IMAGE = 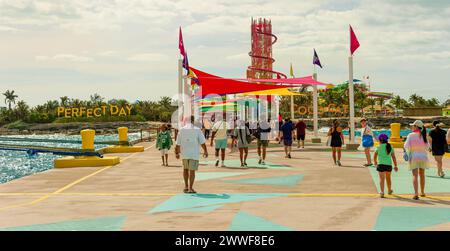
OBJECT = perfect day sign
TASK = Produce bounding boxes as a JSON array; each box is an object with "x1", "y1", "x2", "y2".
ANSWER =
[{"x1": 57, "y1": 105, "x2": 133, "y2": 118}]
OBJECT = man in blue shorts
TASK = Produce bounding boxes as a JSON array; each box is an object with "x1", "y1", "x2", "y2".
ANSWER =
[{"x1": 280, "y1": 118, "x2": 295, "y2": 158}]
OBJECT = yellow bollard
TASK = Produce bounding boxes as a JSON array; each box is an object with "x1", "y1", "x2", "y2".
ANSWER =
[
  {"x1": 118, "y1": 127, "x2": 128, "y2": 142},
  {"x1": 54, "y1": 129, "x2": 120, "y2": 168},
  {"x1": 388, "y1": 122, "x2": 404, "y2": 148},
  {"x1": 103, "y1": 127, "x2": 144, "y2": 153},
  {"x1": 81, "y1": 129, "x2": 95, "y2": 150},
  {"x1": 390, "y1": 123, "x2": 401, "y2": 142}
]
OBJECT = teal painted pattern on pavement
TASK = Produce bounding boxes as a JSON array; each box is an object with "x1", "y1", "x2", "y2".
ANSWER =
[
  {"x1": 226, "y1": 174, "x2": 304, "y2": 187},
  {"x1": 229, "y1": 211, "x2": 293, "y2": 231},
  {"x1": 374, "y1": 206, "x2": 450, "y2": 231},
  {"x1": 1, "y1": 216, "x2": 126, "y2": 231}
]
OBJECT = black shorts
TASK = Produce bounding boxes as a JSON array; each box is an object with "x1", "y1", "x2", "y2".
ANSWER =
[
  {"x1": 297, "y1": 134, "x2": 305, "y2": 141},
  {"x1": 377, "y1": 164, "x2": 392, "y2": 172}
]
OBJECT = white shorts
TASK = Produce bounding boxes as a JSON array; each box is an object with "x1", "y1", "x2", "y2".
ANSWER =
[{"x1": 160, "y1": 149, "x2": 169, "y2": 155}]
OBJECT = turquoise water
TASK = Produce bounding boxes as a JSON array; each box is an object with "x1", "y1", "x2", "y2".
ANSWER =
[
  {"x1": 0, "y1": 133, "x2": 141, "y2": 184},
  {"x1": 341, "y1": 129, "x2": 445, "y2": 138},
  {"x1": 342, "y1": 129, "x2": 412, "y2": 138}
]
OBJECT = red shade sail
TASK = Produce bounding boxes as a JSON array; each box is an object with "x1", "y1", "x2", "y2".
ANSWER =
[{"x1": 190, "y1": 67, "x2": 328, "y2": 97}]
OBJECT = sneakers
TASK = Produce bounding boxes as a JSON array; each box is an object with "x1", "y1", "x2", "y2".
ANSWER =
[
  {"x1": 258, "y1": 158, "x2": 262, "y2": 164},
  {"x1": 215, "y1": 160, "x2": 219, "y2": 167},
  {"x1": 336, "y1": 160, "x2": 342, "y2": 166},
  {"x1": 221, "y1": 162, "x2": 226, "y2": 168},
  {"x1": 380, "y1": 193, "x2": 385, "y2": 198},
  {"x1": 288, "y1": 153, "x2": 292, "y2": 159},
  {"x1": 388, "y1": 190, "x2": 394, "y2": 195},
  {"x1": 261, "y1": 160, "x2": 265, "y2": 165}
]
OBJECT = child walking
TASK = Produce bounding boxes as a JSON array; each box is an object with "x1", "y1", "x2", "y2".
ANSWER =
[
  {"x1": 156, "y1": 124, "x2": 173, "y2": 166},
  {"x1": 373, "y1": 133, "x2": 398, "y2": 198}
]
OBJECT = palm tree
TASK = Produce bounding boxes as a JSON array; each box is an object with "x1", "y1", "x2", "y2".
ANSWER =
[
  {"x1": 90, "y1": 93, "x2": 104, "y2": 106},
  {"x1": 3, "y1": 90, "x2": 18, "y2": 110},
  {"x1": 366, "y1": 98, "x2": 376, "y2": 116},
  {"x1": 15, "y1": 100, "x2": 30, "y2": 119},
  {"x1": 60, "y1": 96, "x2": 69, "y2": 107}
]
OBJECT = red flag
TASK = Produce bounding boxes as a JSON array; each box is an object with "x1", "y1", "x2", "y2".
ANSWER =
[
  {"x1": 179, "y1": 27, "x2": 186, "y2": 57},
  {"x1": 350, "y1": 25, "x2": 360, "y2": 55}
]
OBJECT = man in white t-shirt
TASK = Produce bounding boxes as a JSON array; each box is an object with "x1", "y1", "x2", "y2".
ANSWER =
[
  {"x1": 211, "y1": 114, "x2": 230, "y2": 167},
  {"x1": 175, "y1": 116, "x2": 208, "y2": 194}
]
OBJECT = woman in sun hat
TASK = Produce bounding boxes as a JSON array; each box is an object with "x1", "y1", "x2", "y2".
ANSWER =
[
  {"x1": 373, "y1": 133, "x2": 398, "y2": 198},
  {"x1": 428, "y1": 121, "x2": 447, "y2": 178},
  {"x1": 404, "y1": 120, "x2": 429, "y2": 200}
]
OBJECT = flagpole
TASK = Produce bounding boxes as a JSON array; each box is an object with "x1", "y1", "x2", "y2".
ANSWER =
[
  {"x1": 348, "y1": 55, "x2": 356, "y2": 145},
  {"x1": 312, "y1": 64, "x2": 320, "y2": 142},
  {"x1": 178, "y1": 58, "x2": 183, "y2": 126}
]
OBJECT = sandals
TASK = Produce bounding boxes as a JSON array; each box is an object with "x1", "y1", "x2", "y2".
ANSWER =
[
  {"x1": 388, "y1": 190, "x2": 394, "y2": 195},
  {"x1": 379, "y1": 193, "x2": 385, "y2": 198},
  {"x1": 188, "y1": 189, "x2": 197, "y2": 194},
  {"x1": 413, "y1": 195, "x2": 419, "y2": 200},
  {"x1": 183, "y1": 188, "x2": 189, "y2": 193},
  {"x1": 420, "y1": 193, "x2": 426, "y2": 197}
]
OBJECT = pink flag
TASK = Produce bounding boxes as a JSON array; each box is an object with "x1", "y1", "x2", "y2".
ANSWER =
[
  {"x1": 350, "y1": 25, "x2": 360, "y2": 55},
  {"x1": 179, "y1": 27, "x2": 186, "y2": 56}
]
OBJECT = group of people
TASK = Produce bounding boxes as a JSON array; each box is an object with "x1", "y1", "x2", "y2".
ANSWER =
[
  {"x1": 157, "y1": 115, "x2": 449, "y2": 199},
  {"x1": 326, "y1": 118, "x2": 449, "y2": 199}
]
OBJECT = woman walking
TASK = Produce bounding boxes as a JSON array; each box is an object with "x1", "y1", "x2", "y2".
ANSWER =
[
  {"x1": 156, "y1": 124, "x2": 173, "y2": 166},
  {"x1": 327, "y1": 119, "x2": 344, "y2": 166},
  {"x1": 360, "y1": 118, "x2": 376, "y2": 167},
  {"x1": 404, "y1": 120, "x2": 429, "y2": 200},
  {"x1": 428, "y1": 121, "x2": 447, "y2": 178},
  {"x1": 374, "y1": 133, "x2": 398, "y2": 198},
  {"x1": 233, "y1": 120, "x2": 251, "y2": 167}
]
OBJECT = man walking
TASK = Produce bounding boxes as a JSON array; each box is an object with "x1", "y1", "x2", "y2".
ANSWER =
[
  {"x1": 280, "y1": 118, "x2": 295, "y2": 158},
  {"x1": 211, "y1": 113, "x2": 229, "y2": 167},
  {"x1": 295, "y1": 119, "x2": 307, "y2": 148},
  {"x1": 256, "y1": 116, "x2": 271, "y2": 165},
  {"x1": 175, "y1": 116, "x2": 208, "y2": 194}
]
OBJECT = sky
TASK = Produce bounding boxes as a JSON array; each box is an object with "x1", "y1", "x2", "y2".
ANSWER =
[{"x1": 0, "y1": 0, "x2": 449, "y2": 106}]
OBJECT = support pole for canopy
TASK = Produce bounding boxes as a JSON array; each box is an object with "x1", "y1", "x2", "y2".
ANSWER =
[
  {"x1": 178, "y1": 59, "x2": 183, "y2": 126},
  {"x1": 290, "y1": 95, "x2": 295, "y2": 119},
  {"x1": 312, "y1": 73, "x2": 321, "y2": 143},
  {"x1": 346, "y1": 56, "x2": 359, "y2": 150}
]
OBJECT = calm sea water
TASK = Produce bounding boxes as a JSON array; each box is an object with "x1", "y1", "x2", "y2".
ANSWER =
[{"x1": 0, "y1": 133, "x2": 141, "y2": 184}]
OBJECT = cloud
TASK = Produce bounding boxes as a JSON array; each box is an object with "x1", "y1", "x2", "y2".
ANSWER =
[
  {"x1": 35, "y1": 54, "x2": 93, "y2": 62},
  {"x1": 127, "y1": 53, "x2": 169, "y2": 62}
]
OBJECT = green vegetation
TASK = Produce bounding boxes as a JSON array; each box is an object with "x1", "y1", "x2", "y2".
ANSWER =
[
  {"x1": 280, "y1": 83, "x2": 446, "y2": 118},
  {"x1": 0, "y1": 90, "x2": 177, "y2": 126}
]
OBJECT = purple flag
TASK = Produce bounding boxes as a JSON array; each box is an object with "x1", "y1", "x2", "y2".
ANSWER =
[{"x1": 313, "y1": 49, "x2": 322, "y2": 68}]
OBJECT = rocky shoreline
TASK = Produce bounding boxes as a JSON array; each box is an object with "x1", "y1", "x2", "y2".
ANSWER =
[
  {"x1": 304, "y1": 116, "x2": 450, "y2": 129},
  {"x1": 0, "y1": 116, "x2": 448, "y2": 135},
  {"x1": 0, "y1": 121, "x2": 166, "y2": 135}
]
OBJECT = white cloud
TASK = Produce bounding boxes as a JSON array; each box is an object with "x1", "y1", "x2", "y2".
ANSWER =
[
  {"x1": 127, "y1": 53, "x2": 169, "y2": 62},
  {"x1": 35, "y1": 54, "x2": 93, "y2": 62},
  {"x1": 1, "y1": 0, "x2": 450, "y2": 105}
]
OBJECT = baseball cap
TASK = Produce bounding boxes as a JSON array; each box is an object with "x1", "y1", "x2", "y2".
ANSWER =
[{"x1": 409, "y1": 120, "x2": 424, "y2": 128}]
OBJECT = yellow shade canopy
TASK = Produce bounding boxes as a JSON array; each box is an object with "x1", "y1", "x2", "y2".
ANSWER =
[{"x1": 241, "y1": 87, "x2": 306, "y2": 96}]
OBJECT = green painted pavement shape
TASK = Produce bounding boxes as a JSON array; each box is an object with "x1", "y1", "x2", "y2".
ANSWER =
[
  {"x1": 149, "y1": 193, "x2": 288, "y2": 214},
  {"x1": 229, "y1": 211, "x2": 293, "y2": 231},
  {"x1": 0, "y1": 216, "x2": 126, "y2": 231},
  {"x1": 368, "y1": 164, "x2": 450, "y2": 194},
  {"x1": 196, "y1": 172, "x2": 250, "y2": 181},
  {"x1": 374, "y1": 206, "x2": 450, "y2": 231},
  {"x1": 174, "y1": 204, "x2": 224, "y2": 213},
  {"x1": 200, "y1": 158, "x2": 292, "y2": 170},
  {"x1": 226, "y1": 174, "x2": 304, "y2": 187}
]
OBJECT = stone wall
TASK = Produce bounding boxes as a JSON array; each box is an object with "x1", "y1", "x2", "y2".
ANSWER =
[
  {"x1": 403, "y1": 107, "x2": 443, "y2": 116},
  {"x1": 302, "y1": 116, "x2": 450, "y2": 129}
]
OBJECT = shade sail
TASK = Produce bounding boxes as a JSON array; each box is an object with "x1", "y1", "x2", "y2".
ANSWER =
[
  {"x1": 241, "y1": 87, "x2": 306, "y2": 96},
  {"x1": 190, "y1": 67, "x2": 329, "y2": 97}
]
